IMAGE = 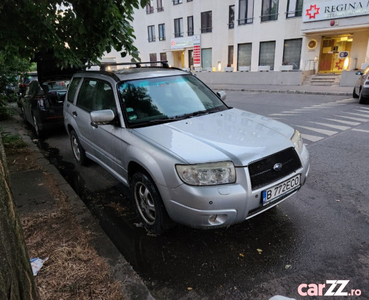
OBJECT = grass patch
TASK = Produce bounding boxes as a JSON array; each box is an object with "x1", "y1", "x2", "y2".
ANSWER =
[{"x1": 0, "y1": 127, "x2": 27, "y2": 149}]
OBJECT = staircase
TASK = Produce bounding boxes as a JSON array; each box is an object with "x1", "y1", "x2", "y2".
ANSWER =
[{"x1": 303, "y1": 74, "x2": 341, "y2": 86}]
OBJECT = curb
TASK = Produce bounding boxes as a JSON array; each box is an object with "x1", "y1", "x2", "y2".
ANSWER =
[{"x1": 7, "y1": 116, "x2": 154, "y2": 300}]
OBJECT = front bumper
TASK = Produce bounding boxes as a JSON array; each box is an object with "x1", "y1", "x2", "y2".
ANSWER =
[{"x1": 161, "y1": 146, "x2": 310, "y2": 229}]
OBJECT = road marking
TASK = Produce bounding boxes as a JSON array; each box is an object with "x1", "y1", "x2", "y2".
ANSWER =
[
  {"x1": 310, "y1": 121, "x2": 350, "y2": 131},
  {"x1": 296, "y1": 125, "x2": 338, "y2": 136},
  {"x1": 337, "y1": 98, "x2": 357, "y2": 103},
  {"x1": 268, "y1": 113, "x2": 296, "y2": 117},
  {"x1": 326, "y1": 118, "x2": 360, "y2": 126},
  {"x1": 301, "y1": 133, "x2": 324, "y2": 142},
  {"x1": 336, "y1": 115, "x2": 369, "y2": 122},
  {"x1": 347, "y1": 112, "x2": 369, "y2": 119},
  {"x1": 355, "y1": 109, "x2": 369, "y2": 113},
  {"x1": 352, "y1": 129, "x2": 369, "y2": 133}
]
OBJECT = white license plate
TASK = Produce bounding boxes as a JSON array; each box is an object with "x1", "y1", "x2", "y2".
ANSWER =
[{"x1": 262, "y1": 175, "x2": 301, "y2": 206}]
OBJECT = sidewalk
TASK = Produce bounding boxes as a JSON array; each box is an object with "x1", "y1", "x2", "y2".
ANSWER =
[
  {"x1": 206, "y1": 83, "x2": 353, "y2": 96},
  {"x1": 1, "y1": 115, "x2": 153, "y2": 300}
]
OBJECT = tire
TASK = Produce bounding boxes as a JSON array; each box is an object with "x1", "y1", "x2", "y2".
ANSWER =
[
  {"x1": 131, "y1": 171, "x2": 172, "y2": 234},
  {"x1": 353, "y1": 87, "x2": 359, "y2": 99},
  {"x1": 70, "y1": 130, "x2": 88, "y2": 166},
  {"x1": 359, "y1": 89, "x2": 369, "y2": 104},
  {"x1": 32, "y1": 114, "x2": 43, "y2": 137}
]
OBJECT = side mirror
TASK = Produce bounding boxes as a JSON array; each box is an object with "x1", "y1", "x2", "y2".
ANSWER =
[
  {"x1": 355, "y1": 71, "x2": 363, "y2": 76},
  {"x1": 90, "y1": 109, "x2": 115, "y2": 127},
  {"x1": 217, "y1": 91, "x2": 227, "y2": 101}
]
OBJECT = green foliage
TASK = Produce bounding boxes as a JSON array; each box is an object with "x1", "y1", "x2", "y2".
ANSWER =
[
  {"x1": 0, "y1": 127, "x2": 27, "y2": 149},
  {"x1": 0, "y1": 51, "x2": 31, "y2": 94},
  {"x1": 0, "y1": 0, "x2": 150, "y2": 68}
]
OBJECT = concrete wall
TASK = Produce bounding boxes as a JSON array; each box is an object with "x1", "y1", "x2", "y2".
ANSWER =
[{"x1": 196, "y1": 71, "x2": 303, "y2": 86}]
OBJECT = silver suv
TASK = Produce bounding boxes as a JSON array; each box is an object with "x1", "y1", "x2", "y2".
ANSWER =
[{"x1": 63, "y1": 62, "x2": 310, "y2": 233}]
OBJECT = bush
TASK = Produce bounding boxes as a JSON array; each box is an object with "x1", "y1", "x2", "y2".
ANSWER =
[{"x1": 0, "y1": 126, "x2": 27, "y2": 149}]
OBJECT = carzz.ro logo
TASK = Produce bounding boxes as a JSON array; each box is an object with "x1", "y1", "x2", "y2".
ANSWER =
[{"x1": 298, "y1": 280, "x2": 362, "y2": 297}]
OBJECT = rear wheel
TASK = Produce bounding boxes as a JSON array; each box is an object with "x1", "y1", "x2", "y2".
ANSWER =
[
  {"x1": 131, "y1": 171, "x2": 172, "y2": 234},
  {"x1": 70, "y1": 130, "x2": 88, "y2": 166}
]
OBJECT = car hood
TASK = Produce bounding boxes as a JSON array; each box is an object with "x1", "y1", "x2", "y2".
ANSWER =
[{"x1": 133, "y1": 108, "x2": 295, "y2": 166}]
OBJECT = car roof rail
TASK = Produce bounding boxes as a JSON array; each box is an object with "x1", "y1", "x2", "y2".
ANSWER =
[{"x1": 99, "y1": 61, "x2": 169, "y2": 71}]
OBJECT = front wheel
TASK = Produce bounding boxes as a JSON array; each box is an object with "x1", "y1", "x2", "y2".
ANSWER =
[
  {"x1": 70, "y1": 130, "x2": 88, "y2": 166},
  {"x1": 32, "y1": 114, "x2": 42, "y2": 137},
  {"x1": 359, "y1": 89, "x2": 369, "y2": 104},
  {"x1": 353, "y1": 87, "x2": 359, "y2": 99},
  {"x1": 131, "y1": 171, "x2": 172, "y2": 234}
]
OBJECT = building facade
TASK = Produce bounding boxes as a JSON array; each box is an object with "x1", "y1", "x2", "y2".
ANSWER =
[{"x1": 105, "y1": 0, "x2": 369, "y2": 74}]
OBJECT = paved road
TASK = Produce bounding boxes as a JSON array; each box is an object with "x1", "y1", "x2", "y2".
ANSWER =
[{"x1": 36, "y1": 92, "x2": 368, "y2": 300}]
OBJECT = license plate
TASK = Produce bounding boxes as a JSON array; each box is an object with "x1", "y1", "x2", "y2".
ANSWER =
[{"x1": 262, "y1": 175, "x2": 300, "y2": 206}]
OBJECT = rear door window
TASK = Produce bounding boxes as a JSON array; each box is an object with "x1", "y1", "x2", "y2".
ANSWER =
[{"x1": 67, "y1": 78, "x2": 82, "y2": 103}]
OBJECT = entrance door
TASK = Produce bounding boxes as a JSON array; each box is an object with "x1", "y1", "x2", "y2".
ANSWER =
[
  {"x1": 319, "y1": 35, "x2": 352, "y2": 74},
  {"x1": 188, "y1": 50, "x2": 194, "y2": 70}
]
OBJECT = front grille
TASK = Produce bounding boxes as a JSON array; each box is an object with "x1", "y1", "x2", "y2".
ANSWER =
[{"x1": 248, "y1": 147, "x2": 302, "y2": 190}]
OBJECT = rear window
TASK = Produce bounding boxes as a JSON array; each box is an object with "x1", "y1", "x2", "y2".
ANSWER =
[{"x1": 67, "y1": 78, "x2": 81, "y2": 103}]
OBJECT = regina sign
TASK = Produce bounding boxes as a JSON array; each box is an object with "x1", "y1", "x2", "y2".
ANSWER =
[{"x1": 303, "y1": 0, "x2": 369, "y2": 22}]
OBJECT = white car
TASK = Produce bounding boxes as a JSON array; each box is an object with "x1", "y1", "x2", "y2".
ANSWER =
[{"x1": 63, "y1": 62, "x2": 310, "y2": 233}]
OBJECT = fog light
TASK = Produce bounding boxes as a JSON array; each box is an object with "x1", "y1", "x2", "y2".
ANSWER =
[{"x1": 208, "y1": 214, "x2": 227, "y2": 225}]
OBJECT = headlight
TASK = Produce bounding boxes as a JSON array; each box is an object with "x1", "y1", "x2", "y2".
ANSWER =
[
  {"x1": 176, "y1": 161, "x2": 236, "y2": 186},
  {"x1": 291, "y1": 129, "x2": 303, "y2": 154}
]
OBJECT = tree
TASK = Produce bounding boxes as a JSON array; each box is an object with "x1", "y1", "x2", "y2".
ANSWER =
[
  {"x1": 0, "y1": 1, "x2": 149, "y2": 298},
  {"x1": 0, "y1": 139, "x2": 39, "y2": 300},
  {"x1": 0, "y1": 0, "x2": 150, "y2": 67}
]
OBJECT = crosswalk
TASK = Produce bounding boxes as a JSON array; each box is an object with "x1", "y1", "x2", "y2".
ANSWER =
[{"x1": 268, "y1": 98, "x2": 369, "y2": 144}]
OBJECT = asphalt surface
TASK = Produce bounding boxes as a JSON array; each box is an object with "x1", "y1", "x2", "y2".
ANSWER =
[{"x1": 1, "y1": 83, "x2": 357, "y2": 300}]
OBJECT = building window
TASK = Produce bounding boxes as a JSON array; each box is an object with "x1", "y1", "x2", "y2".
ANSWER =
[
  {"x1": 173, "y1": 0, "x2": 183, "y2": 5},
  {"x1": 259, "y1": 41, "x2": 275, "y2": 70},
  {"x1": 160, "y1": 52, "x2": 167, "y2": 62},
  {"x1": 149, "y1": 53, "x2": 157, "y2": 66},
  {"x1": 148, "y1": 25, "x2": 155, "y2": 42},
  {"x1": 238, "y1": 0, "x2": 254, "y2": 25},
  {"x1": 187, "y1": 0, "x2": 193, "y2": 2},
  {"x1": 146, "y1": 0, "x2": 154, "y2": 14},
  {"x1": 237, "y1": 43, "x2": 252, "y2": 69},
  {"x1": 229, "y1": 5, "x2": 235, "y2": 29},
  {"x1": 157, "y1": 0, "x2": 164, "y2": 12},
  {"x1": 201, "y1": 11, "x2": 212, "y2": 33},
  {"x1": 283, "y1": 38, "x2": 302, "y2": 69},
  {"x1": 228, "y1": 46, "x2": 234, "y2": 67},
  {"x1": 159, "y1": 23, "x2": 166, "y2": 41},
  {"x1": 286, "y1": 0, "x2": 303, "y2": 18},
  {"x1": 187, "y1": 16, "x2": 194, "y2": 36},
  {"x1": 174, "y1": 18, "x2": 183, "y2": 37},
  {"x1": 261, "y1": 0, "x2": 278, "y2": 22},
  {"x1": 201, "y1": 48, "x2": 212, "y2": 69}
]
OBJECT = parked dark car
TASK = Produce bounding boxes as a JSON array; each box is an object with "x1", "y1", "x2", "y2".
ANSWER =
[
  {"x1": 15, "y1": 72, "x2": 38, "y2": 98},
  {"x1": 18, "y1": 80, "x2": 68, "y2": 136},
  {"x1": 353, "y1": 66, "x2": 369, "y2": 104}
]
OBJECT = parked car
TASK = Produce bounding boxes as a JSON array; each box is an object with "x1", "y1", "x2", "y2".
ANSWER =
[
  {"x1": 15, "y1": 72, "x2": 38, "y2": 98},
  {"x1": 18, "y1": 80, "x2": 68, "y2": 136},
  {"x1": 353, "y1": 66, "x2": 369, "y2": 104},
  {"x1": 63, "y1": 62, "x2": 310, "y2": 234}
]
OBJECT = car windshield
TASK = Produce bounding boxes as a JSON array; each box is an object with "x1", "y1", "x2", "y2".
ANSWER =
[{"x1": 118, "y1": 74, "x2": 228, "y2": 127}]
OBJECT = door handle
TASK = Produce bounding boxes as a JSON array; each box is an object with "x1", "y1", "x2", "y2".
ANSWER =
[{"x1": 72, "y1": 111, "x2": 78, "y2": 117}]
